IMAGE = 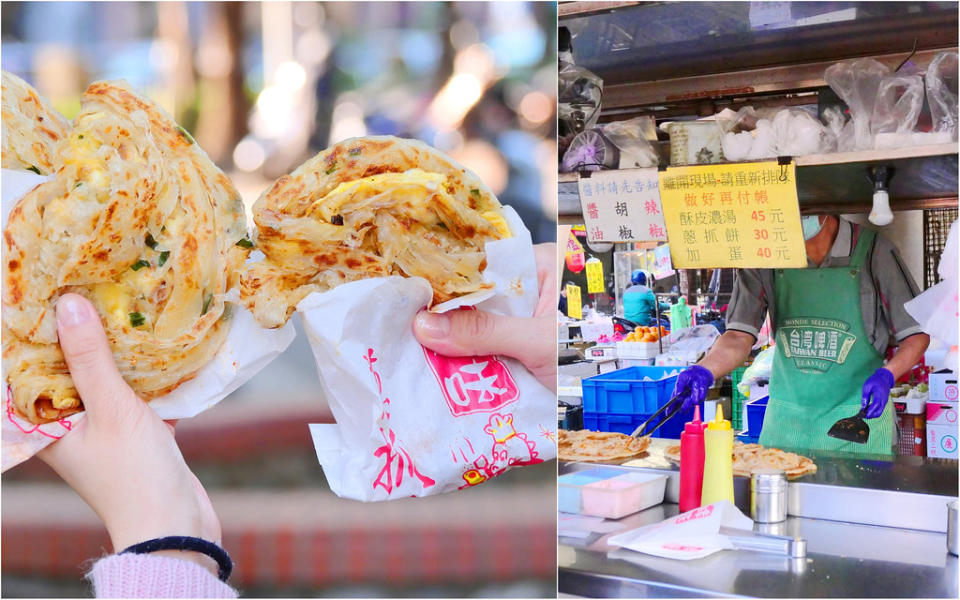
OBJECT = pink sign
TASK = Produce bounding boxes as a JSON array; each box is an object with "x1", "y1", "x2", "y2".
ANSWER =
[{"x1": 422, "y1": 348, "x2": 520, "y2": 417}]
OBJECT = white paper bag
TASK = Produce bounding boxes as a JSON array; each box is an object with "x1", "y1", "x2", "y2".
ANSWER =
[
  {"x1": 1, "y1": 169, "x2": 297, "y2": 471},
  {"x1": 302, "y1": 207, "x2": 557, "y2": 501},
  {"x1": 607, "y1": 501, "x2": 755, "y2": 560}
]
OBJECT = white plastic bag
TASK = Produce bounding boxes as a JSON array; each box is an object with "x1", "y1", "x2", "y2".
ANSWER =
[
  {"x1": 602, "y1": 116, "x2": 660, "y2": 169},
  {"x1": 607, "y1": 501, "x2": 754, "y2": 560},
  {"x1": 772, "y1": 108, "x2": 835, "y2": 156},
  {"x1": 904, "y1": 219, "x2": 958, "y2": 372},
  {"x1": 925, "y1": 51, "x2": 959, "y2": 141},
  {"x1": 871, "y1": 74, "x2": 925, "y2": 149},
  {"x1": 737, "y1": 345, "x2": 776, "y2": 396},
  {"x1": 824, "y1": 58, "x2": 890, "y2": 151},
  {"x1": 302, "y1": 207, "x2": 557, "y2": 502}
]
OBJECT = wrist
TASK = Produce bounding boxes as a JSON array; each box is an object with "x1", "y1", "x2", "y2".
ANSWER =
[{"x1": 150, "y1": 549, "x2": 220, "y2": 578}]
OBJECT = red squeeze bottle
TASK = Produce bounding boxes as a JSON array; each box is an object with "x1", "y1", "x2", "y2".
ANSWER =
[{"x1": 679, "y1": 405, "x2": 706, "y2": 513}]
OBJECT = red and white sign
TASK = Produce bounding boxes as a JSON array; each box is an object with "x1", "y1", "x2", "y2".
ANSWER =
[{"x1": 423, "y1": 348, "x2": 519, "y2": 417}]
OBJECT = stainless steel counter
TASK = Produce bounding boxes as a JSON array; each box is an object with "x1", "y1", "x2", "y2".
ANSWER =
[
  {"x1": 560, "y1": 503, "x2": 958, "y2": 598},
  {"x1": 559, "y1": 452, "x2": 959, "y2": 598}
]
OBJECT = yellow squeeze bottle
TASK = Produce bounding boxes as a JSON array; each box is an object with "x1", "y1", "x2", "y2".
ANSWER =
[{"x1": 701, "y1": 404, "x2": 735, "y2": 506}]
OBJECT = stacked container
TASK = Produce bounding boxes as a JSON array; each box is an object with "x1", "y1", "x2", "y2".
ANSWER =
[{"x1": 580, "y1": 366, "x2": 688, "y2": 438}]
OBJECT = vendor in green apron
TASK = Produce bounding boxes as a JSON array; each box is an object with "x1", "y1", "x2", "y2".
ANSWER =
[{"x1": 669, "y1": 215, "x2": 929, "y2": 456}]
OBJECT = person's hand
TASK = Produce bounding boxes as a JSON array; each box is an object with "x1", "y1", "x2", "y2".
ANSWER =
[
  {"x1": 413, "y1": 242, "x2": 557, "y2": 392},
  {"x1": 861, "y1": 367, "x2": 895, "y2": 419},
  {"x1": 672, "y1": 364, "x2": 714, "y2": 412},
  {"x1": 37, "y1": 294, "x2": 221, "y2": 575}
]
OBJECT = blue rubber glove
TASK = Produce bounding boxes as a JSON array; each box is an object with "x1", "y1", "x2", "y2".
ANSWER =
[
  {"x1": 672, "y1": 365, "x2": 714, "y2": 412},
  {"x1": 862, "y1": 367, "x2": 895, "y2": 419}
]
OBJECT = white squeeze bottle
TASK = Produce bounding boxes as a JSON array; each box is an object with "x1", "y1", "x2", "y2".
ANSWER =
[{"x1": 701, "y1": 404, "x2": 735, "y2": 506}]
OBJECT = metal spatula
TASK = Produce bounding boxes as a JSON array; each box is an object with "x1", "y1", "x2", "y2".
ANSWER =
[{"x1": 827, "y1": 408, "x2": 870, "y2": 444}]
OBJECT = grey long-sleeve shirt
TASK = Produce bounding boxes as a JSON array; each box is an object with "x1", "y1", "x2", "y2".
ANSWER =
[{"x1": 726, "y1": 218, "x2": 923, "y2": 354}]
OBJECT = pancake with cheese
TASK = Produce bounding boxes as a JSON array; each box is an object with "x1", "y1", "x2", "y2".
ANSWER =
[
  {"x1": 240, "y1": 136, "x2": 510, "y2": 328},
  {"x1": 1, "y1": 71, "x2": 71, "y2": 174},
  {"x1": 2, "y1": 80, "x2": 249, "y2": 424}
]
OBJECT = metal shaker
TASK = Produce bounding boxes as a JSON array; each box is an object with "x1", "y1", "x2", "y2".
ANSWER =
[
  {"x1": 948, "y1": 499, "x2": 958, "y2": 556},
  {"x1": 751, "y1": 468, "x2": 787, "y2": 523}
]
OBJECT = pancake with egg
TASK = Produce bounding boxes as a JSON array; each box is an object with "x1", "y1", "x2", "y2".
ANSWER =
[
  {"x1": 240, "y1": 135, "x2": 511, "y2": 328},
  {"x1": 2, "y1": 80, "x2": 249, "y2": 424},
  {"x1": 1, "y1": 71, "x2": 71, "y2": 174}
]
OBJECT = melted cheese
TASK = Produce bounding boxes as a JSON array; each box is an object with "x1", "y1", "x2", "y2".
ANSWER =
[
  {"x1": 480, "y1": 211, "x2": 511, "y2": 238},
  {"x1": 91, "y1": 282, "x2": 132, "y2": 324}
]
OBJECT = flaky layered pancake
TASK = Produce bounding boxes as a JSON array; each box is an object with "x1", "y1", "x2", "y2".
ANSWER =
[
  {"x1": 3, "y1": 80, "x2": 249, "y2": 424},
  {"x1": 1, "y1": 71, "x2": 71, "y2": 174},
  {"x1": 240, "y1": 136, "x2": 511, "y2": 328}
]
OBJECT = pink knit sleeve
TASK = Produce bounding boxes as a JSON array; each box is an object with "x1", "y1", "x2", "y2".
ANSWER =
[{"x1": 86, "y1": 553, "x2": 238, "y2": 598}]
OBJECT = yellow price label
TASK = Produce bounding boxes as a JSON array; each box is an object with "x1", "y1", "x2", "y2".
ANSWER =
[
  {"x1": 585, "y1": 258, "x2": 604, "y2": 294},
  {"x1": 659, "y1": 162, "x2": 806, "y2": 268},
  {"x1": 566, "y1": 284, "x2": 582, "y2": 320}
]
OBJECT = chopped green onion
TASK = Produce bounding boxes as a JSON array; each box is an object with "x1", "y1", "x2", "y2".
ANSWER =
[
  {"x1": 145, "y1": 233, "x2": 158, "y2": 249},
  {"x1": 129, "y1": 312, "x2": 145, "y2": 327},
  {"x1": 158, "y1": 251, "x2": 170, "y2": 267},
  {"x1": 201, "y1": 294, "x2": 212, "y2": 315},
  {"x1": 325, "y1": 164, "x2": 338, "y2": 175},
  {"x1": 74, "y1": 182, "x2": 83, "y2": 189},
  {"x1": 348, "y1": 148, "x2": 362, "y2": 156},
  {"x1": 77, "y1": 134, "x2": 84, "y2": 139},
  {"x1": 131, "y1": 259, "x2": 150, "y2": 271},
  {"x1": 235, "y1": 237, "x2": 254, "y2": 248},
  {"x1": 26, "y1": 165, "x2": 41, "y2": 175},
  {"x1": 176, "y1": 125, "x2": 195, "y2": 144},
  {"x1": 470, "y1": 188, "x2": 481, "y2": 201}
]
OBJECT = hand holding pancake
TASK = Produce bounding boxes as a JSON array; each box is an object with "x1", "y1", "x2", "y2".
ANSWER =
[
  {"x1": 413, "y1": 243, "x2": 558, "y2": 393},
  {"x1": 37, "y1": 293, "x2": 220, "y2": 575}
]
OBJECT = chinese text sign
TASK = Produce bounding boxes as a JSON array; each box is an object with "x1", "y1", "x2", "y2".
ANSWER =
[
  {"x1": 659, "y1": 162, "x2": 806, "y2": 268},
  {"x1": 585, "y1": 258, "x2": 604, "y2": 294},
  {"x1": 578, "y1": 168, "x2": 668, "y2": 242},
  {"x1": 566, "y1": 284, "x2": 582, "y2": 320}
]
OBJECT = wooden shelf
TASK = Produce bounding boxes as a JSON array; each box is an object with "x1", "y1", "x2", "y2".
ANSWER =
[{"x1": 558, "y1": 144, "x2": 958, "y2": 221}]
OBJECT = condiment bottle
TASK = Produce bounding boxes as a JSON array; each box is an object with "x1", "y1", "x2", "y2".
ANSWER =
[
  {"x1": 679, "y1": 405, "x2": 706, "y2": 513},
  {"x1": 701, "y1": 404, "x2": 734, "y2": 506}
]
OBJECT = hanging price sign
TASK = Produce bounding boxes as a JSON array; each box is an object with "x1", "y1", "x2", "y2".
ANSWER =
[{"x1": 585, "y1": 258, "x2": 604, "y2": 294}]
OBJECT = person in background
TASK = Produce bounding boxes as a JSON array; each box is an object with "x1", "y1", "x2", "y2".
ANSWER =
[
  {"x1": 558, "y1": 280, "x2": 576, "y2": 315},
  {"x1": 668, "y1": 215, "x2": 929, "y2": 456},
  {"x1": 623, "y1": 270, "x2": 670, "y2": 327}
]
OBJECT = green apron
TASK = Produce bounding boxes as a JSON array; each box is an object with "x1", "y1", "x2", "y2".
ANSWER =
[{"x1": 759, "y1": 229, "x2": 894, "y2": 456}]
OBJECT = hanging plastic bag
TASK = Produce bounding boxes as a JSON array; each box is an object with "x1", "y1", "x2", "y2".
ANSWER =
[
  {"x1": 925, "y1": 51, "x2": 959, "y2": 141},
  {"x1": 772, "y1": 108, "x2": 836, "y2": 156},
  {"x1": 737, "y1": 346, "x2": 776, "y2": 396},
  {"x1": 559, "y1": 63, "x2": 603, "y2": 134},
  {"x1": 601, "y1": 116, "x2": 661, "y2": 169},
  {"x1": 871, "y1": 74, "x2": 925, "y2": 149},
  {"x1": 824, "y1": 58, "x2": 890, "y2": 151},
  {"x1": 561, "y1": 129, "x2": 619, "y2": 172}
]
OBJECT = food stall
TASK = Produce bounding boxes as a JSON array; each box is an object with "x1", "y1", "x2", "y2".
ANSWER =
[{"x1": 557, "y1": 2, "x2": 958, "y2": 596}]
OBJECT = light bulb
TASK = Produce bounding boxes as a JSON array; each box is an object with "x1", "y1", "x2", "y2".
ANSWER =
[{"x1": 869, "y1": 189, "x2": 893, "y2": 226}]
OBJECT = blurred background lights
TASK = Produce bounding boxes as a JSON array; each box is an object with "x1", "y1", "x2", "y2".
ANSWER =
[
  {"x1": 233, "y1": 136, "x2": 267, "y2": 172},
  {"x1": 519, "y1": 90, "x2": 553, "y2": 125},
  {"x1": 274, "y1": 60, "x2": 306, "y2": 91}
]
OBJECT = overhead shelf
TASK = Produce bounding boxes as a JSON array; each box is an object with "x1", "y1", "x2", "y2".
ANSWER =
[{"x1": 558, "y1": 144, "x2": 959, "y2": 223}]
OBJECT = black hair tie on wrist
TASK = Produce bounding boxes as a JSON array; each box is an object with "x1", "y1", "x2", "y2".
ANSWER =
[{"x1": 120, "y1": 536, "x2": 233, "y2": 581}]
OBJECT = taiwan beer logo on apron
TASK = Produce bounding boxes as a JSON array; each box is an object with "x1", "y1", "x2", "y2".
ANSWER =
[{"x1": 776, "y1": 317, "x2": 857, "y2": 373}]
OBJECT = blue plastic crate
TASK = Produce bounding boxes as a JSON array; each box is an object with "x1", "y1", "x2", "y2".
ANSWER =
[
  {"x1": 583, "y1": 403, "x2": 699, "y2": 439},
  {"x1": 745, "y1": 397, "x2": 769, "y2": 438},
  {"x1": 581, "y1": 366, "x2": 683, "y2": 415}
]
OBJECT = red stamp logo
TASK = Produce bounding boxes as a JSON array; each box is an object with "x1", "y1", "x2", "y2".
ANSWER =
[{"x1": 422, "y1": 348, "x2": 519, "y2": 417}]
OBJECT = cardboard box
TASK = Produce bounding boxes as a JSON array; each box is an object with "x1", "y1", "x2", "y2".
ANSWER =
[
  {"x1": 929, "y1": 370, "x2": 959, "y2": 403},
  {"x1": 927, "y1": 402, "x2": 959, "y2": 426},
  {"x1": 927, "y1": 423, "x2": 958, "y2": 459}
]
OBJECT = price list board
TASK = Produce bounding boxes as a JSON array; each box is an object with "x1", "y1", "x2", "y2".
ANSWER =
[{"x1": 659, "y1": 161, "x2": 806, "y2": 269}]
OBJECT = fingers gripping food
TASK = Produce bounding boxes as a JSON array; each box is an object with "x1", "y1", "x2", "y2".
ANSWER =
[
  {"x1": 240, "y1": 136, "x2": 511, "y2": 328},
  {"x1": 1, "y1": 71, "x2": 71, "y2": 174},
  {"x1": 3, "y1": 80, "x2": 249, "y2": 424}
]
